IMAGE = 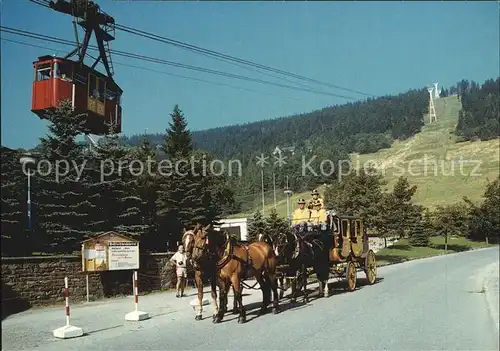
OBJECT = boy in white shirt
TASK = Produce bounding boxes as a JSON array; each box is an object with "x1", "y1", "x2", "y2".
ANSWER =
[{"x1": 170, "y1": 245, "x2": 187, "y2": 297}]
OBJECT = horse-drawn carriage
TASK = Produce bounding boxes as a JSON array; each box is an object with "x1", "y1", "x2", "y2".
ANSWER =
[
  {"x1": 273, "y1": 212, "x2": 377, "y2": 300},
  {"x1": 182, "y1": 211, "x2": 377, "y2": 324}
]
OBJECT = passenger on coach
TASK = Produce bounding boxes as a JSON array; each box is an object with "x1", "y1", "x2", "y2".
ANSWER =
[
  {"x1": 292, "y1": 198, "x2": 310, "y2": 226},
  {"x1": 307, "y1": 189, "x2": 324, "y2": 210},
  {"x1": 310, "y1": 199, "x2": 328, "y2": 230}
]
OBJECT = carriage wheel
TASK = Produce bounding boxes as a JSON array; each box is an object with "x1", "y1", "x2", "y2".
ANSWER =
[
  {"x1": 346, "y1": 261, "x2": 357, "y2": 292},
  {"x1": 364, "y1": 249, "x2": 377, "y2": 285}
]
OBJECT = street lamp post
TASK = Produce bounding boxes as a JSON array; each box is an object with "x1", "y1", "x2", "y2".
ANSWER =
[
  {"x1": 284, "y1": 176, "x2": 293, "y2": 223},
  {"x1": 19, "y1": 154, "x2": 36, "y2": 238}
]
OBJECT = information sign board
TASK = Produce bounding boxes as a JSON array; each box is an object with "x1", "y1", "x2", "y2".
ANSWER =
[{"x1": 81, "y1": 232, "x2": 139, "y2": 272}]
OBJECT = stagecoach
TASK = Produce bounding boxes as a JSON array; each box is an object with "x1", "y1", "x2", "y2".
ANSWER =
[
  {"x1": 327, "y1": 214, "x2": 377, "y2": 290},
  {"x1": 275, "y1": 213, "x2": 377, "y2": 295}
]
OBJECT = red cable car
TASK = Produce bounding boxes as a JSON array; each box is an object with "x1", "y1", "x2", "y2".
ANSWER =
[{"x1": 31, "y1": 0, "x2": 122, "y2": 135}]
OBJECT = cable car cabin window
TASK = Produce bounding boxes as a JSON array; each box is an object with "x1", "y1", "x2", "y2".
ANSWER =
[
  {"x1": 55, "y1": 62, "x2": 72, "y2": 82},
  {"x1": 97, "y1": 79, "x2": 105, "y2": 103},
  {"x1": 36, "y1": 63, "x2": 52, "y2": 81},
  {"x1": 105, "y1": 88, "x2": 116, "y2": 101},
  {"x1": 89, "y1": 74, "x2": 97, "y2": 99},
  {"x1": 75, "y1": 72, "x2": 87, "y2": 85}
]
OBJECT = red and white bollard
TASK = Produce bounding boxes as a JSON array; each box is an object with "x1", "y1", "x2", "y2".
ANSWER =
[
  {"x1": 125, "y1": 270, "x2": 150, "y2": 321},
  {"x1": 53, "y1": 277, "x2": 83, "y2": 339}
]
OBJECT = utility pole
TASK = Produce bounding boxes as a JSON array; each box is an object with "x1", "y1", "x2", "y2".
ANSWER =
[
  {"x1": 273, "y1": 172, "x2": 276, "y2": 209},
  {"x1": 261, "y1": 168, "x2": 265, "y2": 215},
  {"x1": 20, "y1": 153, "x2": 36, "y2": 253},
  {"x1": 284, "y1": 176, "x2": 293, "y2": 222}
]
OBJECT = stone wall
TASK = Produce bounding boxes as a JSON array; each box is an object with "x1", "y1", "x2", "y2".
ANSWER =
[{"x1": 1, "y1": 252, "x2": 180, "y2": 317}]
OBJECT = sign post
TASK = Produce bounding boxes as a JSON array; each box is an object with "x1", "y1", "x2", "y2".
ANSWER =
[{"x1": 81, "y1": 231, "x2": 148, "y2": 322}]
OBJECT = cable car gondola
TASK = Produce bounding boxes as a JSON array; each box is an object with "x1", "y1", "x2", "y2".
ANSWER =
[{"x1": 31, "y1": 0, "x2": 122, "y2": 135}]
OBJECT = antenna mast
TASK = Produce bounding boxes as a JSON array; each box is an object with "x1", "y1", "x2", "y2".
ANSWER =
[{"x1": 427, "y1": 87, "x2": 437, "y2": 123}]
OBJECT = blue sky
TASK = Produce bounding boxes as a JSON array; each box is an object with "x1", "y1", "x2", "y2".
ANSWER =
[{"x1": 1, "y1": 1, "x2": 498, "y2": 149}]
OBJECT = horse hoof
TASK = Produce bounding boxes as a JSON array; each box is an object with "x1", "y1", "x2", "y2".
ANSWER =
[
  {"x1": 238, "y1": 316, "x2": 246, "y2": 324},
  {"x1": 195, "y1": 315, "x2": 202, "y2": 321},
  {"x1": 273, "y1": 307, "x2": 279, "y2": 314}
]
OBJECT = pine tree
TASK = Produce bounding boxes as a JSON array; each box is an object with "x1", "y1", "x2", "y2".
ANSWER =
[
  {"x1": 36, "y1": 100, "x2": 94, "y2": 253},
  {"x1": 324, "y1": 166, "x2": 386, "y2": 228},
  {"x1": 130, "y1": 137, "x2": 160, "y2": 250},
  {"x1": 1, "y1": 147, "x2": 29, "y2": 255},
  {"x1": 265, "y1": 208, "x2": 291, "y2": 242},
  {"x1": 90, "y1": 127, "x2": 147, "y2": 240},
  {"x1": 464, "y1": 176, "x2": 500, "y2": 244},
  {"x1": 247, "y1": 211, "x2": 267, "y2": 242},
  {"x1": 389, "y1": 176, "x2": 419, "y2": 238},
  {"x1": 409, "y1": 214, "x2": 430, "y2": 247},
  {"x1": 161, "y1": 104, "x2": 192, "y2": 159},
  {"x1": 156, "y1": 105, "x2": 221, "y2": 249}
]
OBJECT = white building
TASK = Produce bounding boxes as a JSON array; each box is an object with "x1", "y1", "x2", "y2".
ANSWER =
[{"x1": 214, "y1": 218, "x2": 248, "y2": 241}]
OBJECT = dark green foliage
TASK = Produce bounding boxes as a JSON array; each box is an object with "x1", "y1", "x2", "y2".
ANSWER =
[
  {"x1": 432, "y1": 203, "x2": 471, "y2": 250},
  {"x1": 432, "y1": 203, "x2": 470, "y2": 237},
  {"x1": 265, "y1": 208, "x2": 291, "y2": 242},
  {"x1": 1, "y1": 147, "x2": 30, "y2": 255},
  {"x1": 161, "y1": 104, "x2": 192, "y2": 159},
  {"x1": 90, "y1": 129, "x2": 148, "y2": 240},
  {"x1": 247, "y1": 211, "x2": 267, "y2": 242},
  {"x1": 456, "y1": 78, "x2": 500, "y2": 141},
  {"x1": 408, "y1": 213, "x2": 431, "y2": 247},
  {"x1": 372, "y1": 176, "x2": 422, "y2": 244},
  {"x1": 324, "y1": 167, "x2": 386, "y2": 228},
  {"x1": 129, "y1": 137, "x2": 160, "y2": 251},
  {"x1": 465, "y1": 177, "x2": 500, "y2": 244},
  {"x1": 36, "y1": 101, "x2": 96, "y2": 253},
  {"x1": 156, "y1": 106, "x2": 223, "y2": 250}
]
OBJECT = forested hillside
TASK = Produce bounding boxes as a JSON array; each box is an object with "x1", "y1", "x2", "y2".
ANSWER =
[
  {"x1": 456, "y1": 78, "x2": 500, "y2": 141},
  {"x1": 122, "y1": 87, "x2": 429, "y2": 200}
]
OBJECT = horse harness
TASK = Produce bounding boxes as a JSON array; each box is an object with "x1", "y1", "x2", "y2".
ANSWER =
[{"x1": 216, "y1": 234, "x2": 256, "y2": 280}]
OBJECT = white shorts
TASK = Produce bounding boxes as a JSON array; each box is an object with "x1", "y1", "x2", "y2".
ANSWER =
[{"x1": 176, "y1": 267, "x2": 187, "y2": 278}]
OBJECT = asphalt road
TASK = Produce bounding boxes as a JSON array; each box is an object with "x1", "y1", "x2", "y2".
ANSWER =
[{"x1": 2, "y1": 247, "x2": 499, "y2": 351}]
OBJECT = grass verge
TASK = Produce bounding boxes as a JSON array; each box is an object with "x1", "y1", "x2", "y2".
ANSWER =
[{"x1": 376, "y1": 236, "x2": 495, "y2": 266}]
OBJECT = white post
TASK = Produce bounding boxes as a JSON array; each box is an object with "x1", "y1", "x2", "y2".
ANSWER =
[
  {"x1": 65, "y1": 277, "x2": 70, "y2": 326},
  {"x1": 52, "y1": 277, "x2": 83, "y2": 339},
  {"x1": 86, "y1": 274, "x2": 89, "y2": 303},
  {"x1": 133, "y1": 270, "x2": 138, "y2": 312},
  {"x1": 125, "y1": 270, "x2": 149, "y2": 321}
]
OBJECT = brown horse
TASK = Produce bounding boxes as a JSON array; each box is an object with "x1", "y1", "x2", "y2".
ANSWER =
[
  {"x1": 182, "y1": 225, "x2": 237, "y2": 321},
  {"x1": 191, "y1": 226, "x2": 280, "y2": 324},
  {"x1": 258, "y1": 233, "x2": 291, "y2": 299}
]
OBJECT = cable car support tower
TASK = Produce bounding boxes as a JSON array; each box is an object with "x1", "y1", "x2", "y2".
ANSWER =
[{"x1": 46, "y1": 0, "x2": 116, "y2": 80}]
